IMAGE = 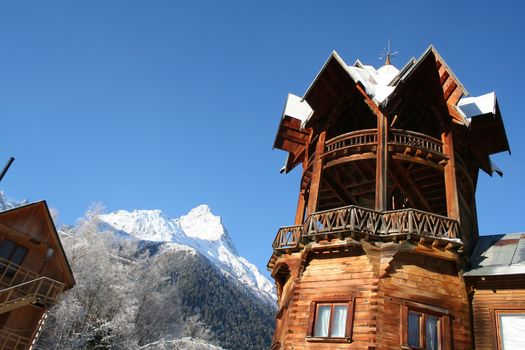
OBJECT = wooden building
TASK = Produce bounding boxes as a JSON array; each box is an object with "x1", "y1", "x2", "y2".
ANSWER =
[
  {"x1": 268, "y1": 46, "x2": 513, "y2": 349},
  {"x1": 0, "y1": 201, "x2": 75, "y2": 349}
]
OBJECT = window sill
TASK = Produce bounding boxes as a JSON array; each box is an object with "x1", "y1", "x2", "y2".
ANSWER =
[{"x1": 305, "y1": 336, "x2": 351, "y2": 343}]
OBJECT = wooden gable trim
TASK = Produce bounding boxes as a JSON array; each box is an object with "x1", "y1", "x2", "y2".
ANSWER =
[{"x1": 39, "y1": 202, "x2": 75, "y2": 289}]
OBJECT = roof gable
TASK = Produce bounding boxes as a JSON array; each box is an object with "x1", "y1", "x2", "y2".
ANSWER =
[{"x1": 0, "y1": 201, "x2": 75, "y2": 288}]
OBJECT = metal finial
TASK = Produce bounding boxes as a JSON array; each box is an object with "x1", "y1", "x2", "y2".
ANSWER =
[{"x1": 379, "y1": 39, "x2": 398, "y2": 65}]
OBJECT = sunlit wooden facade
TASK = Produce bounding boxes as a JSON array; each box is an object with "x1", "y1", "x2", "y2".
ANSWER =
[
  {"x1": 268, "y1": 46, "x2": 511, "y2": 349},
  {"x1": 0, "y1": 201, "x2": 74, "y2": 349}
]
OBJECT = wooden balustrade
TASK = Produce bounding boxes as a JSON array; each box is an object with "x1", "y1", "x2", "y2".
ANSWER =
[
  {"x1": 0, "y1": 329, "x2": 31, "y2": 350},
  {"x1": 321, "y1": 128, "x2": 445, "y2": 165},
  {"x1": 389, "y1": 129, "x2": 444, "y2": 156},
  {"x1": 305, "y1": 206, "x2": 458, "y2": 239},
  {"x1": 324, "y1": 129, "x2": 377, "y2": 156},
  {"x1": 273, "y1": 225, "x2": 303, "y2": 251},
  {"x1": 272, "y1": 205, "x2": 459, "y2": 253}
]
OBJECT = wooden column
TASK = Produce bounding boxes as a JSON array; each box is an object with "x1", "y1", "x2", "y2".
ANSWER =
[
  {"x1": 375, "y1": 114, "x2": 389, "y2": 211},
  {"x1": 306, "y1": 131, "x2": 326, "y2": 217},
  {"x1": 442, "y1": 129, "x2": 459, "y2": 221},
  {"x1": 294, "y1": 190, "x2": 306, "y2": 225}
]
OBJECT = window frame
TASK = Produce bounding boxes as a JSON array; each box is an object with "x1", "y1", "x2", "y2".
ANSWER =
[
  {"x1": 306, "y1": 297, "x2": 354, "y2": 343},
  {"x1": 400, "y1": 300, "x2": 450, "y2": 350},
  {"x1": 494, "y1": 309, "x2": 525, "y2": 350}
]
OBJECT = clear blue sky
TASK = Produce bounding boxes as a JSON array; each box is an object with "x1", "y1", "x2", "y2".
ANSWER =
[{"x1": 0, "y1": 1, "x2": 523, "y2": 274}]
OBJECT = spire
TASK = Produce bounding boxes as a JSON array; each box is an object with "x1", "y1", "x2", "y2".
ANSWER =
[{"x1": 379, "y1": 39, "x2": 398, "y2": 66}]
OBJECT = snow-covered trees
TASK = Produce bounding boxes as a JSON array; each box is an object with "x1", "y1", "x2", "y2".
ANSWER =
[{"x1": 37, "y1": 208, "x2": 219, "y2": 350}]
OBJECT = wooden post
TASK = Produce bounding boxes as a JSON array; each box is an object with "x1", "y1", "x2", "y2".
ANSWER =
[
  {"x1": 306, "y1": 131, "x2": 326, "y2": 217},
  {"x1": 375, "y1": 114, "x2": 388, "y2": 211},
  {"x1": 442, "y1": 129, "x2": 459, "y2": 221},
  {"x1": 294, "y1": 190, "x2": 306, "y2": 225}
]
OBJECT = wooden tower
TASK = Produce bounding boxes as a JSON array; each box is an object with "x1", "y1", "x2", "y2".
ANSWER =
[{"x1": 268, "y1": 46, "x2": 509, "y2": 350}]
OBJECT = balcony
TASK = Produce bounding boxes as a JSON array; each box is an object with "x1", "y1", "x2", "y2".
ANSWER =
[
  {"x1": 0, "y1": 258, "x2": 64, "y2": 314},
  {"x1": 322, "y1": 128, "x2": 446, "y2": 170},
  {"x1": 272, "y1": 205, "x2": 460, "y2": 253}
]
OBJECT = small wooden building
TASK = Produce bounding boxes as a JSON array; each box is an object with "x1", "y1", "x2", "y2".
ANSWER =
[
  {"x1": 0, "y1": 201, "x2": 75, "y2": 349},
  {"x1": 268, "y1": 46, "x2": 514, "y2": 349}
]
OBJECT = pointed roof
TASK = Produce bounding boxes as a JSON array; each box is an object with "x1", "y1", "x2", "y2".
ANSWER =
[
  {"x1": 274, "y1": 46, "x2": 510, "y2": 173},
  {"x1": 0, "y1": 201, "x2": 75, "y2": 289}
]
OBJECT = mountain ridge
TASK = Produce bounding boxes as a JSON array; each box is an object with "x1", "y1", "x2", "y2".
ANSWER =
[{"x1": 98, "y1": 204, "x2": 276, "y2": 303}]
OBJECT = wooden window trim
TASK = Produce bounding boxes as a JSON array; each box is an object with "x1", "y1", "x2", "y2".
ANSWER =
[
  {"x1": 400, "y1": 301, "x2": 450, "y2": 350},
  {"x1": 488, "y1": 303, "x2": 525, "y2": 350},
  {"x1": 494, "y1": 309, "x2": 525, "y2": 350},
  {"x1": 306, "y1": 297, "x2": 355, "y2": 343}
]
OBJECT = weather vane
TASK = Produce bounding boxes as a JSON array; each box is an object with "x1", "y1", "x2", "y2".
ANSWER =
[{"x1": 379, "y1": 39, "x2": 398, "y2": 65}]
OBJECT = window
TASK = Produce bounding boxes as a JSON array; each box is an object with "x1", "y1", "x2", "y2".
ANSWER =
[
  {"x1": 0, "y1": 240, "x2": 28, "y2": 266},
  {"x1": 401, "y1": 301, "x2": 450, "y2": 350},
  {"x1": 307, "y1": 299, "x2": 354, "y2": 342},
  {"x1": 0, "y1": 240, "x2": 28, "y2": 277},
  {"x1": 495, "y1": 310, "x2": 525, "y2": 350}
]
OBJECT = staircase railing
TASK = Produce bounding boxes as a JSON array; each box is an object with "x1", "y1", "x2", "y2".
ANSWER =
[
  {"x1": 0, "y1": 329, "x2": 31, "y2": 350},
  {"x1": 0, "y1": 277, "x2": 64, "y2": 314},
  {"x1": 0, "y1": 258, "x2": 40, "y2": 289}
]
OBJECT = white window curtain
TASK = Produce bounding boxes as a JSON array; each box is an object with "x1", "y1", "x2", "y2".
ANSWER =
[
  {"x1": 314, "y1": 305, "x2": 331, "y2": 337},
  {"x1": 331, "y1": 305, "x2": 348, "y2": 337},
  {"x1": 425, "y1": 315, "x2": 439, "y2": 350},
  {"x1": 500, "y1": 314, "x2": 525, "y2": 350}
]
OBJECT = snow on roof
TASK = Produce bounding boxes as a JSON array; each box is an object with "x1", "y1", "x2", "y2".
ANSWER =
[
  {"x1": 346, "y1": 61, "x2": 399, "y2": 104},
  {"x1": 282, "y1": 93, "x2": 313, "y2": 124},
  {"x1": 457, "y1": 92, "x2": 496, "y2": 119}
]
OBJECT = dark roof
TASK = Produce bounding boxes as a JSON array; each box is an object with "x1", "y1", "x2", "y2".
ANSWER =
[{"x1": 464, "y1": 233, "x2": 525, "y2": 277}]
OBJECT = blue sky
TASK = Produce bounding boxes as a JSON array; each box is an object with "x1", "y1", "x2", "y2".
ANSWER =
[{"x1": 0, "y1": 1, "x2": 523, "y2": 274}]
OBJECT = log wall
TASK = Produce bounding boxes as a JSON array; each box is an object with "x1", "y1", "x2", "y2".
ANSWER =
[
  {"x1": 470, "y1": 276, "x2": 525, "y2": 350},
  {"x1": 278, "y1": 247, "x2": 377, "y2": 349},
  {"x1": 272, "y1": 245, "x2": 471, "y2": 350},
  {"x1": 377, "y1": 251, "x2": 471, "y2": 350}
]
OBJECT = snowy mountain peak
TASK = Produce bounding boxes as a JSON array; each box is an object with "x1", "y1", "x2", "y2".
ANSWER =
[
  {"x1": 100, "y1": 209, "x2": 179, "y2": 242},
  {"x1": 98, "y1": 205, "x2": 275, "y2": 303},
  {"x1": 180, "y1": 204, "x2": 225, "y2": 241},
  {"x1": 0, "y1": 190, "x2": 27, "y2": 211}
]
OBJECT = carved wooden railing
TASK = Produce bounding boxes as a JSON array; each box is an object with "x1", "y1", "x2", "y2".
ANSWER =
[
  {"x1": 389, "y1": 129, "x2": 444, "y2": 156},
  {"x1": 0, "y1": 277, "x2": 64, "y2": 315},
  {"x1": 0, "y1": 329, "x2": 31, "y2": 350},
  {"x1": 324, "y1": 129, "x2": 377, "y2": 156},
  {"x1": 273, "y1": 225, "x2": 303, "y2": 251},
  {"x1": 305, "y1": 206, "x2": 458, "y2": 239},
  {"x1": 272, "y1": 206, "x2": 460, "y2": 253},
  {"x1": 321, "y1": 129, "x2": 446, "y2": 165}
]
